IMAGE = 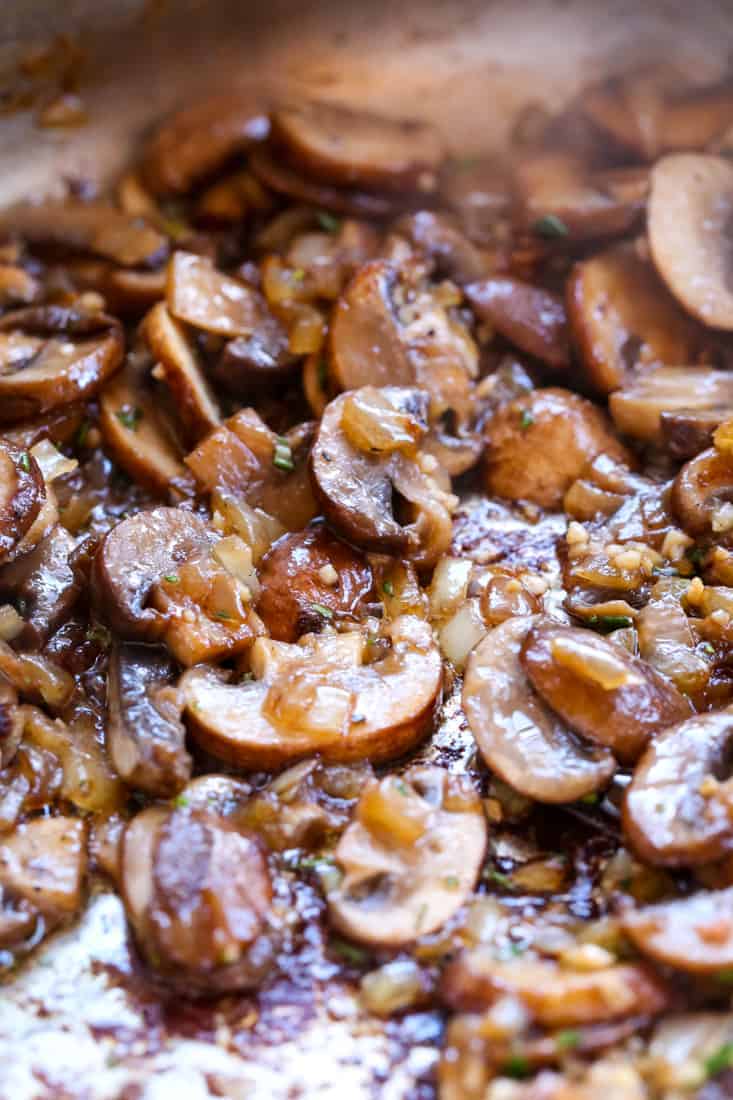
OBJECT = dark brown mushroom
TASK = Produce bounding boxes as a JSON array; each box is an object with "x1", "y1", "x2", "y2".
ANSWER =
[
  {"x1": 107, "y1": 643, "x2": 191, "y2": 797},
  {"x1": 91, "y1": 507, "x2": 214, "y2": 641},
  {"x1": 520, "y1": 620, "x2": 692, "y2": 764},
  {"x1": 257, "y1": 524, "x2": 375, "y2": 642},
  {"x1": 213, "y1": 319, "x2": 297, "y2": 397},
  {"x1": 139, "y1": 91, "x2": 270, "y2": 196},
  {"x1": 310, "y1": 388, "x2": 454, "y2": 566},
  {"x1": 610, "y1": 367, "x2": 733, "y2": 444},
  {"x1": 623, "y1": 888, "x2": 733, "y2": 974},
  {"x1": 463, "y1": 616, "x2": 615, "y2": 803},
  {"x1": 483, "y1": 387, "x2": 631, "y2": 510},
  {"x1": 660, "y1": 406, "x2": 731, "y2": 461},
  {"x1": 466, "y1": 276, "x2": 570, "y2": 369},
  {"x1": 0, "y1": 201, "x2": 169, "y2": 269},
  {"x1": 624, "y1": 708, "x2": 733, "y2": 868},
  {"x1": 0, "y1": 442, "x2": 45, "y2": 564},
  {"x1": 0, "y1": 524, "x2": 80, "y2": 648},
  {"x1": 0, "y1": 306, "x2": 124, "y2": 421},
  {"x1": 566, "y1": 245, "x2": 702, "y2": 395},
  {"x1": 672, "y1": 447, "x2": 733, "y2": 538},
  {"x1": 121, "y1": 805, "x2": 275, "y2": 992},
  {"x1": 144, "y1": 300, "x2": 221, "y2": 444},
  {"x1": 393, "y1": 210, "x2": 490, "y2": 285},
  {"x1": 271, "y1": 100, "x2": 442, "y2": 192}
]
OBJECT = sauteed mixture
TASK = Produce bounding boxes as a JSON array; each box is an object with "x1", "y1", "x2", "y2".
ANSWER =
[{"x1": 4, "y1": 66, "x2": 733, "y2": 1099}]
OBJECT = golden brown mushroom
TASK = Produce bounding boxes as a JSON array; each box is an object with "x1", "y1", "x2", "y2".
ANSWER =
[
  {"x1": 144, "y1": 300, "x2": 221, "y2": 444},
  {"x1": 249, "y1": 146, "x2": 400, "y2": 219},
  {"x1": 609, "y1": 366, "x2": 733, "y2": 444},
  {"x1": 0, "y1": 816, "x2": 87, "y2": 922},
  {"x1": 0, "y1": 442, "x2": 45, "y2": 563},
  {"x1": 623, "y1": 888, "x2": 733, "y2": 975},
  {"x1": 672, "y1": 446, "x2": 733, "y2": 538},
  {"x1": 466, "y1": 276, "x2": 570, "y2": 369}
]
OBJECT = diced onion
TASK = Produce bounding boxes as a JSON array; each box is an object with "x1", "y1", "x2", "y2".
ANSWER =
[
  {"x1": 438, "y1": 598, "x2": 487, "y2": 669},
  {"x1": 30, "y1": 438, "x2": 78, "y2": 482}
]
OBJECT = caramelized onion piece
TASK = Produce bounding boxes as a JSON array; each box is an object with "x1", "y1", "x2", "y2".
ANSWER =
[
  {"x1": 181, "y1": 616, "x2": 441, "y2": 770},
  {"x1": 610, "y1": 367, "x2": 733, "y2": 444},
  {"x1": 567, "y1": 245, "x2": 701, "y2": 395},
  {"x1": 310, "y1": 388, "x2": 454, "y2": 566},
  {"x1": 521, "y1": 621, "x2": 691, "y2": 764},
  {"x1": 327, "y1": 767, "x2": 485, "y2": 947},
  {"x1": 140, "y1": 92, "x2": 270, "y2": 196},
  {"x1": 624, "y1": 888, "x2": 733, "y2": 974},
  {"x1": 672, "y1": 447, "x2": 733, "y2": 538},
  {"x1": 463, "y1": 616, "x2": 614, "y2": 803},
  {"x1": 624, "y1": 708, "x2": 733, "y2": 867},
  {"x1": 0, "y1": 307, "x2": 124, "y2": 421},
  {"x1": 484, "y1": 388, "x2": 630, "y2": 509},
  {"x1": 257, "y1": 525, "x2": 374, "y2": 642},
  {"x1": 466, "y1": 277, "x2": 570, "y2": 368},
  {"x1": 107, "y1": 643, "x2": 191, "y2": 797},
  {"x1": 145, "y1": 301, "x2": 220, "y2": 443},
  {"x1": 271, "y1": 101, "x2": 442, "y2": 192},
  {"x1": 91, "y1": 507, "x2": 214, "y2": 641},
  {"x1": 0, "y1": 201, "x2": 168, "y2": 269},
  {"x1": 648, "y1": 154, "x2": 733, "y2": 329}
]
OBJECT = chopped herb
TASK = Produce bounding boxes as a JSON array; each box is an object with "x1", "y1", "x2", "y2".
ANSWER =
[
  {"x1": 18, "y1": 451, "x2": 30, "y2": 472},
  {"x1": 164, "y1": 573, "x2": 179, "y2": 584},
  {"x1": 273, "y1": 440, "x2": 295, "y2": 472},
  {"x1": 316, "y1": 211, "x2": 341, "y2": 233},
  {"x1": 215, "y1": 610, "x2": 234, "y2": 620},
  {"x1": 587, "y1": 614, "x2": 633, "y2": 633},
  {"x1": 291, "y1": 267, "x2": 305, "y2": 282},
  {"x1": 76, "y1": 420, "x2": 91, "y2": 447},
  {"x1": 396, "y1": 781, "x2": 409, "y2": 796},
  {"x1": 317, "y1": 358, "x2": 328, "y2": 390},
  {"x1": 311, "y1": 602, "x2": 334, "y2": 620},
  {"x1": 173, "y1": 795, "x2": 190, "y2": 808},
  {"x1": 383, "y1": 579, "x2": 395, "y2": 596},
  {"x1": 701, "y1": 642, "x2": 716, "y2": 656},
  {"x1": 555, "y1": 1029, "x2": 580, "y2": 1051},
  {"x1": 519, "y1": 409, "x2": 534, "y2": 430},
  {"x1": 443, "y1": 875, "x2": 460, "y2": 890},
  {"x1": 297, "y1": 853, "x2": 334, "y2": 870},
  {"x1": 705, "y1": 1042, "x2": 733, "y2": 1078},
  {"x1": 502, "y1": 1054, "x2": 530, "y2": 1079},
  {"x1": 483, "y1": 868, "x2": 515, "y2": 890},
  {"x1": 330, "y1": 937, "x2": 370, "y2": 966},
  {"x1": 85, "y1": 623, "x2": 111, "y2": 648},
  {"x1": 686, "y1": 546, "x2": 706, "y2": 566},
  {"x1": 533, "y1": 213, "x2": 569, "y2": 239},
  {"x1": 415, "y1": 902, "x2": 429, "y2": 931},
  {"x1": 716, "y1": 969, "x2": 733, "y2": 984},
  {"x1": 351, "y1": 712, "x2": 366, "y2": 724},
  {"x1": 115, "y1": 405, "x2": 142, "y2": 431},
  {"x1": 580, "y1": 792, "x2": 599, "y2": 805}
]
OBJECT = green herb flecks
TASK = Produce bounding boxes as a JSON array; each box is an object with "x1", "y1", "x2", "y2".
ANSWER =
[
  {"x1": 587, "y1": 614, "x2": 633, "y2": 633},
  {"x1": 273, "y1": 439, "x2": 295, "y2": 472},
  {"x1": 116, "y1": 405, "x2": 143, "y2": 432},
  {"x1": 383, "y1": 579, "x2": 395, "y2": 596},
  {"x1": 316, "y1": 211, "x2": 341, "y2": 233},
  {"x1": 532, "y1": 213, "x2": 569, "y2": 239},
  {"x1": 705, "y1": 1041, "x2": 733, "y2": 1078},
  {"x1": 519, "y1": 410, "x2": 534, "y2": 430},
  {"x1": 311, "y1": 602, "x2": 334, "y2": 620},
  {"x1": 18, "y1": 451, "x2": 30, "y2": 472},
  {"x1": 330, "y1": 937, "x2": 371, "y2": 966}
]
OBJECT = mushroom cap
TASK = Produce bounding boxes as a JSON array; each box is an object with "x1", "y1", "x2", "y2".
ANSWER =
[
  {"x1": 327, "y1": 766, "x2": 486, "y2": 947},
  {"x1": 463, "y1": 616, "x2": 615, "y2": 803},
  {"x1": 623, "y1": 888, "x2": 733, "y2": 975},
  {"x1": 0, "y1": 443, "x2": 45, "y2": 563},
  {"x1": 672, "y1": 446, "x2": 733, "y2": 538},
  {"x1": 182, "y1": 615, "x2": 442, "y2": 770},
  {"x1": 648, "y1": 154, "x2": 733, "y2": 329}
]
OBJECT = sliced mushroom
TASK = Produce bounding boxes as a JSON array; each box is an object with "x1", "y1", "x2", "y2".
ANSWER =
[
  {"x1": 99, "y1": 352, "x2": 186, "y2": 496},
  {"x1": 0, "y1": 676, "x2": 21, "y2": 769},
  {"x1": 0, "y1": 442, "x2": 44, "y2": 563},
  {"x1": 520, "y1": 620, "x2": 691, "y2": 764},
  {"x1": 327, "y1": 766, "x2": 485, "y2": 947},
  {"x1": 144, "y1": 301, "x2": 220, "y2": 444},
  {"x1": 0, "y1": 816, "x2": 87, "y2": 918},
  {"x1": 181, "y1": 615, "x2": 441, "y2": 770},
  {"x1": 609, "y1": 366, "x2": 733, "y2": 444},
  {"x1": 483, "y1": 388, "x2": 631, "y2": 510},
  {"x1": 566, "y1": 245, "x2": 701, "y2": 395},
  {"x1": 91, "y1": 506, "x2": 214, "y2": 641},
  {"x1": 393, "y1": 210, "x2": 490, "y2": 285},
  {"x1": 107, "y1": 643, "x2": 190, "y2": 797},
  {"x1": 310, "y1": 388, "x2": 454, "y2": 566},
  {"x1": 463, "y1": 616, "x2": 615, "y2": 803},
  {"x1": 441, "y1": 949, "x2": 668, "y2": 1027},
  {"x1": 271, "y1": 101, "x2": 442, "y2": 192},
  {"x1": 140, "y1": 92, "x2": 269, "y2": 196},
  {"x1": 672, "y1": 447, "x2": 733, "y2": 538},
  {"x1": 623, "y1": 888, "x2": 733, "y2": 974},
  {"x1": 0, "y1": 200, "x2": 169, "y2": 269},
  {"x1": 0, "y1": 524, "x2": 80, "y2": 648},
  {"x1": 466, "y1": 277, "x2": 570, "y2": 369},
  {"x1": 660, "y1": 406, "x2": 731, "y2": 461},
  {"x1": 647, "y1": 155, "x2": 733, "y2": 330},
  {"x1": 121, "y1": 805, "x2": 275, "y2": 992},
  {"x1": 167, "y1": 252, "x2": 262, "y2": 339},
  {"x1": 0, "y1": 306, "x2": 124, "y2": 421},
  {"x1": 257, "y1": 524, "x2": 375, "y2": 641},
  {"x1": 623, "y1": 708, "x2": 733, "y2": 867},
  {"x1": 213, "y1": 318, "x2": 296, "y2": 397}
]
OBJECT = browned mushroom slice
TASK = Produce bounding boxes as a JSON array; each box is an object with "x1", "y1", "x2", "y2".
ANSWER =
[
  {"x1": 139, "y1": 92, "x2": 270, "y2": 196},
  {"x1": 483, "y1": 387, "x2": 631, "y2": 510},
  {"x1": 0, "y1": 676, "x2": 21, "y2": 768},
  {"x1": 393, "y1": 210, "x2": 490, "y2": 285},
  {"x1": 181, "y1": 615, "x2": 441, "y2": 770},
  {"x1": 121, "y1": 805, "x2": 275, "y2": 992},
  {"x1": 144, "y1": 301, "x2": 220, "y2": 444},
  {"x1": 0, "y1": 524, "x2": 79, "y2": 648},
  {"x1": 310, "y1": 389, "x2": 454, "y2": 566},
  {"x1": 99, "y1": 354, "x2": 186, "y2": 496},
  {"x1": 648, "y1": 155, "x2": 733, "y2": 330},
  {"x1": 213, "y1": 320, "x2": 296, "y2": 397},
  {"x1": 0, "y1": 442, "x2": 44, "y2": 563},
  {"x1": 566, "y1": 245, "x2": 702, "y2": 395},
  {"x1": 609, "y1": 366, "x2": 733, "y2": 444},
  {"x1": 257, "y1": 525, "x2": 375, "y2": 642},
  {"x1": 439, "y1": 156, "x2": 512, "y2": 245},
  {"x1": 520, "y1": 620, "x2": 692, "y2": 764},
  {"x1": 466, "y1": 277, "x2": 569, "y2": 368},
  {"x1": 463, "y1": 616, "x2": 614, "y2": 803},
  {"x1": 107, "y1": 643, "x2": 190, "y2": 797},
  {"x1": 249, "y1": 146, "x2": 401, "y2": 219},
  {"x1": 327, "y1": 766, "x2": 485, "y2": 947},
  {"x1": 0, "y1": 816, "x2": 87, "y2": 919},
  {"x1": 91, "y1": 507, "x2": 214, "y2": 641},
  {"x1": 167, "y1": 252, "x2": 261, "y2": 338},
  {"x1": 623, "y1": 708, "x2": 733, "y2": 867},
  {"x1": 0, "y1": 306, "x2": 124, "y2": 421},
  {"x1": 660, "y1": 407, "x2": 732, "y2": 461},
  {"x1": 623, "y1": 888, "x2": 733, "y2": 974},
  {"x1": 271, "y1": 101, "x2": 442, "y2": 192},
  {"x1": 672, "y1": 447, "x2": 733, "y2": 538},
  {"x1": 0, "y1": 201, "x2": 169, "y2": 269},
  {"x1": 329, "y1": 262, "x2": 414, "y2": 390},
  {"x1": 441, "y1": 949, "x2": 669, "y2": 1027}
]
